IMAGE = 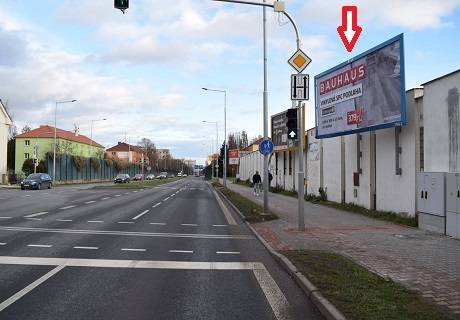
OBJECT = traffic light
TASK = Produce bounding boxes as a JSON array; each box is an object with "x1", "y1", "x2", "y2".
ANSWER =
[
  {"x1": 114, "y1": 0, "x2": 129, "y2": 13},
  {"x1": 286, "y1": 108, "x2": 298, "y2": 140}
]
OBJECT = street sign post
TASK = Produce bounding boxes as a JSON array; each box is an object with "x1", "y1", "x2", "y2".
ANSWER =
[
  {"x1": 291, "y1": 74, "x2": 309, "y2": 101},
  {"x1": 288, "y1": 49, "x2": 311, "y2": 73},
  {"x1": 259, "y1": 139, "x2": 274, "y2": 156}
]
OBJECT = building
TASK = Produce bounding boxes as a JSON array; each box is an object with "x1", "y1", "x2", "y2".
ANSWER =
[
  {"x1": 106, "y1": 142, "x2": 149, "y2": 164},
  {"x1": 157, "y1": 149, "x2": 171, "y2": 160},
  {"x1": 15, "y1": 125, "x2": 104, "y2": 174},
  {"x1": 183, "y1": 159, "x2": 196, "y2": 169},
  {"x1": 0, "y1": 100, "x2": 12, "y2": 183},
  {"x1": 237, "y1": 138, "x2": 264, "y2": 182}
]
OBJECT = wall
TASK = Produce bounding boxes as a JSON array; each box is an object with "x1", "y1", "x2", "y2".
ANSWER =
[
  {"x1": 423, "y1": 71, "x2": 460, "y2": 172},
  {"x1": 237, "y1": 151, "x2": 264, "y2": 182},
  {"x1": 0, "y1": 112, "x2": 10, "y2": 182},
  {"x1": 322, "y1": 137, "x2": 344, "y2": 203},
  {"x1": 306, "y1": 129, "x2": 321, "y2": 195}
]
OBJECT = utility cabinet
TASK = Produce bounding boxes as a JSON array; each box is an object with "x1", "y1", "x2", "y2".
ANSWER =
[
  {"x1": 417, "y1": 172, "x2": 446, "y2": 234},
  {"x1": 446, "y1": 173, "x2": 460, "y2": 239}
]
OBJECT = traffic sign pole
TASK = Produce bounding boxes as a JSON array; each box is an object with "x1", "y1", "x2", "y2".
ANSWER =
[{"x1": 263, "y1": 0, "x2": 269, "y2": 214}]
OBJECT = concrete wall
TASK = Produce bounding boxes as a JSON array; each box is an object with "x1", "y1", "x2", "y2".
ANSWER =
[
  {"x1": 322, "y1": 137, "x2": 344, "y2": 203},
  {"x1": 423, "y1": 71, "x2": 460, "y2": 172},
  {"x1": 237, "y1": 151, "x2": 264, "y2": 182},
  {"x1": 306, "y1": 128, "x2": 321, "y2": 195}
]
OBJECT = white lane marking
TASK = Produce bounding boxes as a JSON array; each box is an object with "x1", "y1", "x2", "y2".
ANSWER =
[
  {"x1": 124, "y1": 192, "x2": 130, "y2": 195},
  {"x1": 163, "y1": 197, "x2": 170, "y2": 201},
  {"x1": 24, "y1": 195, "x2": 31, "y2": 197},
  {"x1": 200, "y1": 188, "x2": 205, "y2": 191},
  {"x1": 101, "y1": 197, "x2": 110, "y2": 200},
  {"x1": 213, "y1": 225, "x2": 228, "y2": 227},
  {"x1": 85, "y1": 201, "x2": 96, "y2": 204},
  {"x1": 115, "y1": 195, "x2": 121, "y2": 197},
  {"x1": 117, "y1": 222, "x2": 134, "y2": 224},
  {"x1": 121, "y1": 248, "x2": 146, "y2": 252},
  {"x1": 253, "y1": 268, "x2": 291, "y2": 320},
  {"x1": 88, "y1": 221, "x2": 104, "y2": 223},
  {"x1": 212, "y1": 189, "x2": 237, "y2": 225},
  {"x1": 0, "y1": 226, "x2": 255, "y2": 240},
  {"x1": 0, "y1": 256, "x2": 264, "y2": 271},
  {"x1": 25, "y1": 218, "x2": 42, "y2": 221},
  {"x1": 169, "y1": 250, "x2": 193, "y2": 254},
  {"x1": 152, "y1": 203, "x2": 161, "y2": 208},
  {"x1": 56, "y1": 219, "x2": 72, "y2": 222},
  {"x1": 149, "y1": 223, "x2": 166, "y2": 226},
  {"x1": 133, "y1": 191, "x2": 138, "y2": 193},
  {"x1": 24, "y1": 212, "x2": 48, "y2": 218},
  {"x1": 27, "y1": 244, "x2": 53, "y2": 248},
  {"x1": 0, "y1": 265, "x2": 65, "y2": 312},
  {"x1": 59, "y1": 205, "x2": 76, "y2": 210},
  {"x1": 132, "y1": 210, "x2": 149, "y2": 220},
  {"x1": 181, "y1": 224, "x2": 198, "y2": 227},
  {"x1": 216, "y1": 251, "x2": 240, "y2": 255},
  {"x1": 73, "y1": 246, "x2": 99, "y2": 250},
  {"x1": 0, "y1": 217, "x2": 12, "y2": 220},
  {"x1": 0, "y1": 243, "x2": 6, "y2": 246}
]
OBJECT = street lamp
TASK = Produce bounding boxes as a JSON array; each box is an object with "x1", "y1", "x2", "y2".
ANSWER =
[
  {"x1": 53, "y1": 99, "x2": 76, "y2": 181},
  {"x1": 202, "y1": 88, "x2": 227, "y2": 187},
  {"x1": 202, "y1": 120, "x2": 219, "y2": 180},
  {"x1": 90, "y1": 118, "x2": 107, "y2": 157}
]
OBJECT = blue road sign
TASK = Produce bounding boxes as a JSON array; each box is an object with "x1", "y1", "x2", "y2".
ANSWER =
[{"x1": 259, "y1": 139, "x2": 274, "y2": 156}]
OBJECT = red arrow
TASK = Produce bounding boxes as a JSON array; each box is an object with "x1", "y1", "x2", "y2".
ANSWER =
[{"x1": 337, "y1": 6, "x2": 362, "y2": 52}]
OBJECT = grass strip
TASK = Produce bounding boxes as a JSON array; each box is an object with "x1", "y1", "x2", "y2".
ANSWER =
[
  {"x1": 213, "y1": 182, "x2": 277, "y2": 223},
  {"x1": 96, "y1": 178, "x2": 181, "y2": 189},
  {"x1": 282, "y1": 250, "x2": 455, "y2": 320}
]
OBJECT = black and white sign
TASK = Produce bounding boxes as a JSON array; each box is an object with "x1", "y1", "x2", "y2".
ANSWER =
[{"x1": 291, "y1": 74, "x2": 309, "y2": 101}]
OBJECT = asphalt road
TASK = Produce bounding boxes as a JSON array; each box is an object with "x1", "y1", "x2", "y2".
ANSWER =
[{"x1": 0, "y1": 177, "x2": 323, "y2": 320}]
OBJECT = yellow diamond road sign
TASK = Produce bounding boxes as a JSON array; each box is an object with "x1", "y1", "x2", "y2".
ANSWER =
[{"x1": 288, "y1": 49, "x2": 311, "y2": 73}]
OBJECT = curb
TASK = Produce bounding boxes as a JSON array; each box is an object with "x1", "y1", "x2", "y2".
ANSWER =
[{"x1": 213, "y1": 185, "x2": 347, "y2": 320}]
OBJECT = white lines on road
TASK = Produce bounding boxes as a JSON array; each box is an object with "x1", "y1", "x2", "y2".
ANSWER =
[
  {"x1": 23, "y1": 195, "x2": 31, "y2": 197},
  {"x1": 117, "y1": 222, "x2": 134, "y2": 224},
  {"x1": 169, "y1": 250, "x2": 194, "y2": 254},
  {"x1": 0, "y1": 264, "x2": 65, "y2": 312},
  {"x1": 88, "y1": 221, "x2": 104, "y2": 223},
  {"x1": 101, "y1": 197, "x2": 111, "y2": 200},
  {"x1": 163, "y1": 197, "x2": 170, "y2": 201},
  {"x1": 132, "y1": 210, "x2": 149, "y2": 220},
  {"x1": 85, "y1": 201, "x2": 96, "y2": 204},
  {"x1": 212, "y1": 189, "x2": 237, "y2": 225},
  {"x1": 115, "y1": 195, "x2": 121, "y2": 197},
  {"x1": 133, "y1": 191, "x2": 138, "y2": 193},
  {"x1": 59, "y1": 205, "x2": 76, "y2": 210},
  {"x1": 0, "y1": 243, "x2": 6, "y2": 246},
  {"x1": 27, "y1": 244, "x2": 53, "y2": 248},
  {"x1": 216, "y1": 251, "x2": 240, "y2": 255},
  {"x1": 181, "y1": 223, "x2": 198, "y2": 227},
  {"x1": 24, "y1": 212, "x2": 48, "y2": 218},
  {"x1": 124, "y1": 192, "x2": 130, "y2": 195},
  {"x1": 73, "y1": 246, "x2": 99, "y2": 250},
  {"x1": 56, "y1": 219, "x2": 73, "y2": 222},
  {"x1": 253, "y1": 269, "x2": 291, "y2": 320},
  {"x1": 213, "y1": 225, "x2": 229, "y2": 227},
  {"x1": 0, "y1": 217, "x2": 12, "y2": 220},
  {"x1": 121, "y1": 248, "x2": 146, "y2": 252},
  {"x1": 152, "y1": 202, "x2": 161, "y2": 208},
  {"x1": 149, "y1": 223, "x2": 166, "y2": 226}
]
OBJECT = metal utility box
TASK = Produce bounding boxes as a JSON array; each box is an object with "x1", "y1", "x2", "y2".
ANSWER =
[
  {"x1": 417, "y1": 172, "x2": 446, "y2": 234},
  {"x1": 446, "y1": 173, "x2": 460, "y2": 239}
]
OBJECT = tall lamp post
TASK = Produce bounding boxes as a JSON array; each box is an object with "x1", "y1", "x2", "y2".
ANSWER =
[
  {"x1": 202, "y1": 88, "x2": 227, "y2": 187},
  {"x1": 90, "y1": 118, "x2": 107, "y2": 157},
  {"x1": 202, "y1": 120, "x2": 219, "y2": 180},
  {"x1": 53, "y1": 99, "x2": 76, "y2": 181}
]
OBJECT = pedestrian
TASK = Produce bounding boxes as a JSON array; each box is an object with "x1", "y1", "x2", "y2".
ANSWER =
[
  {"x1": 252, "y1": 171, "x2": 262, "y2": 196},
  {"x1": 268, "y1": 171, "x2": 273, "y2": 187}
]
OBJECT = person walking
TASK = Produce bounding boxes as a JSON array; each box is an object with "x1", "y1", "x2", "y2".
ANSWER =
[{"x1": 252, "y1": 171, "x2": 262, "y2": 197}]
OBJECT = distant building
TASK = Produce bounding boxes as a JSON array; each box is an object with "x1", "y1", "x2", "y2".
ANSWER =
[
  {"x1": 106, "y1": 142, "x2": 149, "y2": 165},
  {"x1": 15, "y1": 125, "x2": 104, "y2": 174},
  {"x1": 157, "y1": 149, "x2": 171, "y2": 159},
  {"x1": 183, "y1": 159, "x2": 196, "y2": 169},
  {"x1": 0, "y1": 100, "x2": 12, "y2": 183}
]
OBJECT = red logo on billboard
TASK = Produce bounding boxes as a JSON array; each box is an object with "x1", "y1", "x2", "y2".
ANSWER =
[{"x1": 347, "y1": 109, "x2": 364, "y2": 125}]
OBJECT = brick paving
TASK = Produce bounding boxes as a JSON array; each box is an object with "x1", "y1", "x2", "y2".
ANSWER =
[{"x1": 223, "y1": 181, "x2": 460, "y2": 314}]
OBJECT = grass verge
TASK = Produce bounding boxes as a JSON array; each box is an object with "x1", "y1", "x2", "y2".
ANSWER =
[
  {"x1": 96, "y1": 178, "x2": 181, "y2": 189},
  {"x1": 212, "y1": 182, "x2": 278, "y2": 223},
  {"x1": 282, "y1": 250, "x2": 455, "y2": 320}
]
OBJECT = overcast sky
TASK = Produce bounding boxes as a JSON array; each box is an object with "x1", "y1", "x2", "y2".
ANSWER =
[{"x1": 1, "y1": 0, "x2": 459, "y2": 164}]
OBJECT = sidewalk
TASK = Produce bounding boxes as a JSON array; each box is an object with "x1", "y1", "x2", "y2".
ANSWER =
[{"x1": 222, "y1": 180, "x2": 460, "y2": 315}]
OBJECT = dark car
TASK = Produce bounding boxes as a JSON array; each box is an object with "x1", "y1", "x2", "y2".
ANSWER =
[
  {"x1": 21, "y1": 173, "x2": 52, "y2": 190},
  {"x1": 133, "y1": 174, "x2": 145, "y2": 181},
  {"x1": 114, "y1": 174, "x2": 130, "y2": 184}
]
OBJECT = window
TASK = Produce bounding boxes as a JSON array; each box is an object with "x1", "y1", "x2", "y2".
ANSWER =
[
  {"x1": 25, "y1": 140, "x2": 30, "y2": 146},
  {"x1": 275, "y1": 153, "x2": 278, "y2": 175},
  {"x1": 24, "y1": 153, "x2": 30, "y2": 159},
  {"x1": 420, "y1": 127, "x2": 424, "y2": 171},
  {"x1": 112, "y1": 152, "x2": 116, "y2": 156},
  {"x1": 283, "y1": 151, "x2": 286, "y2": 175},
  {"x1": 289, "y1": 151, "x2": 292, "y2": 175}
]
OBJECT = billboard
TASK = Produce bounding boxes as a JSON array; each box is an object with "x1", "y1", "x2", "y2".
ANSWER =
[
  {"x1": 228, "y1": 149, "x2": 240, "y2": 165},
  {"x1": 315, "y1": 34, "x2": 406, "y2": 139},
  {"x1": 271, "y1": 111, "x2": 288, "y2": 150}
]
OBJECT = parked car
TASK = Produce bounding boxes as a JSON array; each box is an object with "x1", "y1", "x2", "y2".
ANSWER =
[
  {"x1": 133, "y1": 174, "x2": 145, "y2": 181},
  {"x1": 114, "y1": 174, "x2": 130, "y2": 184},
  {"x1": 21, "y1": 173, "x2": 52, "y2": 190},
  {"x1": 157, "y1": 172, "x2": 168, "y2": 179},
  {"x1": 182, "y1": 173, "x2": 187, "y2": 177},
  {"x1": 177, "y1": 172, "x2": 182, "y2": 177},
  {"x1": 146, "y1": 174, "x2": 155, "y2": 180}
]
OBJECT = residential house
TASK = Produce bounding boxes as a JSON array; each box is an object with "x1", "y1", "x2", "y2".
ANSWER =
[
  {"x1": 0, "y1": 100, "x2": 12, "y2": 183},
  {"x1": 106, "y1": 142, "x2": 149, "y2": 165}
]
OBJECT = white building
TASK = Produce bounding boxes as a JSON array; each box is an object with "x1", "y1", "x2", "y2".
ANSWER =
[{"x1": 0, "y1": 100, "x2": 12, "y2": 184}]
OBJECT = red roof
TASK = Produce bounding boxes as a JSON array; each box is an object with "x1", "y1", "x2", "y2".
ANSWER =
[
  {"x1": 16, "y1": 125, "x2": 104, "y2": 148},
  {"x1": 106, "y1": 142, "x2": 147, "y2": 156}
]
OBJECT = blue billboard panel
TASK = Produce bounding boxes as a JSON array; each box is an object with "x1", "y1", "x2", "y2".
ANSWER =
[{"x1": 315, "y1": 34, "x2": 406, "y2": 139}]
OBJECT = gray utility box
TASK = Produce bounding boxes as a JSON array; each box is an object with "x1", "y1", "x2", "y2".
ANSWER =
[
  {"x1": 417, "y1": 172, "x2": 446, "y2": 234},
  {"x1": 446, "y1": 173, "x2": 460, "y2": 239}
]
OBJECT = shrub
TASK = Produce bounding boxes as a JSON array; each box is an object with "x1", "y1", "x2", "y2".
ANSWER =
[
  {"x1": 90, "y1": 157, "x2": 101, "y2": 171},
  {"x1": 105, "y1": 158, "x2": 113, "y2": 167},
  {"x1": 114, "y1": 160, "x2": 124, "y2": 172},
  {"x1": 21, "y1": 159, "x2": 34, "y2": 175},
  {"x1": 72, "y1": 156, "x2": 85, "y2": 172}
]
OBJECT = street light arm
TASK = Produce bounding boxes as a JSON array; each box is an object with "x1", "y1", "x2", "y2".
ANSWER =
[{"x1": 212, "y1": 0, "x2": 273, "y2": 8}]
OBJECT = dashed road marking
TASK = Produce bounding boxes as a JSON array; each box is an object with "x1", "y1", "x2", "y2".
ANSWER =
[
  {"x1": 24, "y1": 212, "x2": 49, "y2": 218},
  {"x1": 169, "y1": 250, "x2": 193, "y2": 254},
  {"x1": 73, "y1": 246, "x2": 99, "y2": 250},
  {"x1": 101, "y1": 197, "x2": 110, "y2": 200},
  {"x1": 27, "y1": 244, "x2": 53, "y2": 248},
  {"x1": 133, "y1": 191, "x2": 138, "y2": 193},
  {"x1": 124, "y1": 192, "x2": 130, "y2": 195},
  {"x1": 181, "y1": 224, "x2": 198, "y2": 227},
  {"x1": 56, "y1": 219, "x2": 72, "y2": 222},
  {"x1": 163, "y1": 197, "x2": 170, "y2": 201},
  {"x1": 0, "y1": 243, "x2": 6, "y2": 246},
  {"x1": 213, "y1": 225, "x2": 229, "y2": 227},
  {"x1": 216, "y1": 251, "x2": 240, "y2": 255},
  {"x1": 85, "y1": 201, "x2": 96, "y2": 204},
  {"x1": 60, "y1": 205, "x2": 76, "y2": 210},
  {"x1": 115, "y1": 195, "x2": 121, "y2": 197},
  {"x1": 121, "y1": 248, "x2": 146, "y2": 252},
  {"x1": 117, "y1": 222, "x2": 134, "y2": 224},
  {"x1": 0, "y1": 217, "x2": 12, "y2": 220},
  {"x1": 149, "y1": 223, "x2": 166, "y2": 226},
  {"x1": 88, "y1": 221, "x2": 104, "y2": 223},
  {"x1": 132, "y1": 210, "x2": 149, "y2": 220},
  {"x1": 152, "y1": 203, "x2": 161, "y2": 208}
]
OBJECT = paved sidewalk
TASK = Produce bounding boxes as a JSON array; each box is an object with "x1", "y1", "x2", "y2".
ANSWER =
[{"x1": 223, "y1": 180, "x2": 460, "y2": 315}]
